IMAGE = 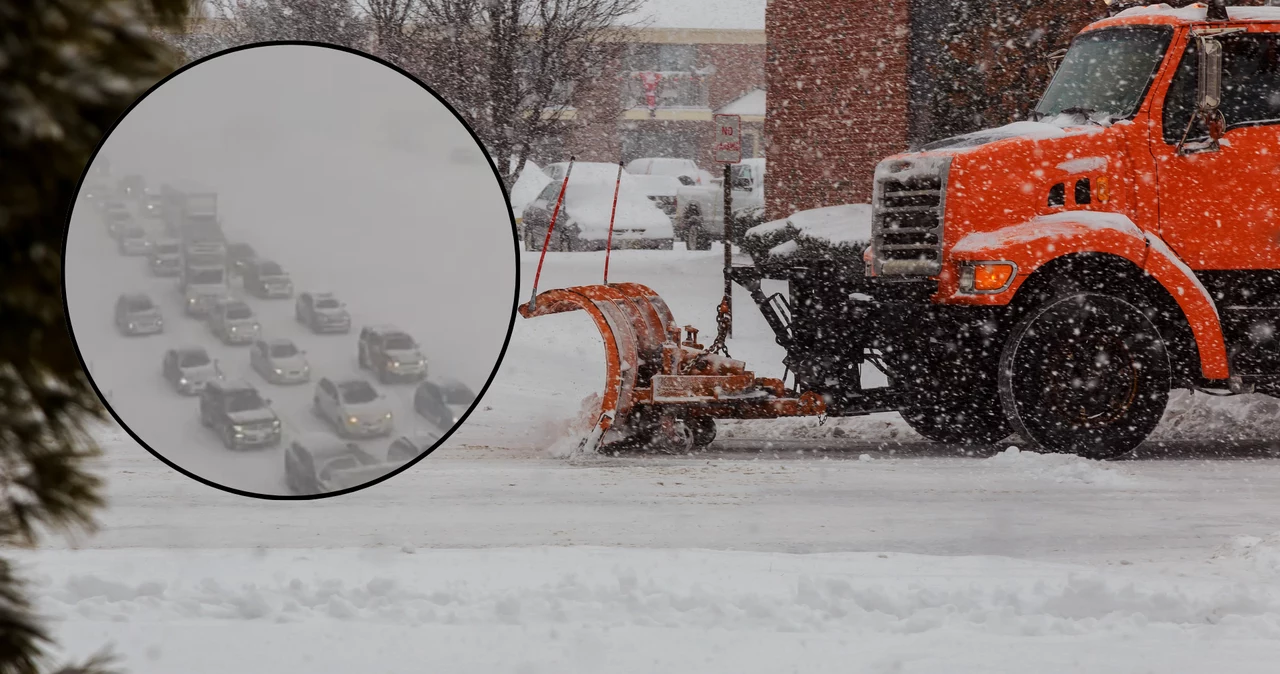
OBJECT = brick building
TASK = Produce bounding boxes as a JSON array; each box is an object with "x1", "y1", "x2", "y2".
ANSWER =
[
  {"x1": 541, "y1": 0, "x2": 768, "y2": 169},
  {"x1": 762, "y1": 0, "x2": 1102, "y2": 220}
]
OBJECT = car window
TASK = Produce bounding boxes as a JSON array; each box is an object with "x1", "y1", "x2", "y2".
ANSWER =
[
  {"x1": 339, "y1": 381, "x2": 378, "y2": 405},
  {"x1": 259, "y1": 261, "x2": 284, "y2": 276},
  {"x1": 315, "y1": 298, "x2": 340, "y2": 309},
  {"x1": 179, "y1": 350, "x2": 210, "y2": 368},
  {"x1": 269, "y1": 342, "x2": 298, "y2": 358},
  {"x1": 124, "y1": 297, "x2": 153, "y2": 313},
  {"x1": 537, "y1": 183, "x2": 560, "y2": 202},
  {"x1": 224, "y1": 389, "x2": 266, "y2": 413},
  {"x1": 382, "y1": 334, "x2": 416, "y2": 351},
  {"x1": 224, "y1": 304, "x2": 253, "y2": 320}
]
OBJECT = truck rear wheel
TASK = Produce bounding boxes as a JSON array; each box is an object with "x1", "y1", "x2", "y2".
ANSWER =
[{"x1": 998, "y1": 292, "x2": 1170, "y2": 460}]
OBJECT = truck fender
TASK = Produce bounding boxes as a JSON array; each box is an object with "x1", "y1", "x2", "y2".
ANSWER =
[{"x1": 949, "y1": 215, "x2": 1229, "y2": 379}]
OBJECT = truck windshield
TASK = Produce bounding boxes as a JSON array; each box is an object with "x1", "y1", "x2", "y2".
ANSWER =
[{"x1": 1035, "y1": 25, "x2": 1173, "y2": 122}]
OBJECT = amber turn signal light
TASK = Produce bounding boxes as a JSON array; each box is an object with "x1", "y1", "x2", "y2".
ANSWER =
[{"x1": 958, "y1": 262, "x2": 1017, "y2": 293}]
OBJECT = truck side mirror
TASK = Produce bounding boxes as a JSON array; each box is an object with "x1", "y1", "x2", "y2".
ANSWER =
[
  {"x1": 1196, "y1": 37, "x2": 1223, "y2": 121},
  {"x1": 1177, "y1": 36, "x2": 1227, "y2": 154}
]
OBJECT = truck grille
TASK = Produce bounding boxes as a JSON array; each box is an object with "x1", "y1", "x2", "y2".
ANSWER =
[{"x1": 871, "y1": 156, "x2": 950, "y2": 277}]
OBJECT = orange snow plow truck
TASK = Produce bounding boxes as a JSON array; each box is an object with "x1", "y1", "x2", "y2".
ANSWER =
[{"x1": 521, "y1": 1, "x2": 1280, "y2": 459}]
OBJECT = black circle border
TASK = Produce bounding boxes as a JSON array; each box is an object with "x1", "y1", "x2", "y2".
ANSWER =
[{"x1": 61, "y1": 40, "x2": 522, "y2": 501}]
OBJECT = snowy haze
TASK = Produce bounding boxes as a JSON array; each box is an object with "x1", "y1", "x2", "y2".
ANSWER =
[{"x1": 64, "y1": 45, "x2": 515, "y2": 494}]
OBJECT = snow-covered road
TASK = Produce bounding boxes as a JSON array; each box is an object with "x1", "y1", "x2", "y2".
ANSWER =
[{"x1": 16, "y1": 425, "x2": 1280, "y2": 673}]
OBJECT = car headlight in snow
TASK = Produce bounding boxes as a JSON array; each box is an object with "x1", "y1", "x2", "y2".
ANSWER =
[
  {"x1": 274, "y1": 368, "x2": 283, "y2": 375},
  {"x1": 272, "y1": 419, "x2": 281, "y2": 429},
  {"x1": 232, "y1": 425, "x2": 245, "y2": 433},
  {"x1": 384, "y1": 412, "x2": 393, "y2": 420},
  {"x1": 188, "y1": 297, "x2": 197, "y2": 304},
  {"x1": 178, "y1": 377, "x2": 188, "y2": 385},
  {"x1": 347, "y1": 416, "x2": 359, "y2": 425}
]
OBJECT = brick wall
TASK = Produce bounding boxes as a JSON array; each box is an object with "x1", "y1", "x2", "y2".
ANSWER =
[{"x1": 764, "y1": 0, "x2": 912, "y2": 220}]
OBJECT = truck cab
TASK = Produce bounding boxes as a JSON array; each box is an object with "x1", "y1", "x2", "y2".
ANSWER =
[{"x1": 740, "y1": 3, "x2": 1280, "y2": 459}]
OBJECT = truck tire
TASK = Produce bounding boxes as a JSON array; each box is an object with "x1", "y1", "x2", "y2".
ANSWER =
[
  {"x1": 998, "y1": 292, "x2": 1170, "y2": 460},
  {"x1": 686, "y1": 416, "x2": 717, "y2": 448}
]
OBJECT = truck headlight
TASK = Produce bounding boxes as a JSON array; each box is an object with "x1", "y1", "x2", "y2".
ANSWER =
[{"x1": 957, "y1": 261, "x2": 1018, "y2": 294}]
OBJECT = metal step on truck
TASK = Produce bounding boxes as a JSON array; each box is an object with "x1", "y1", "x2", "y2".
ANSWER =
[{"x1": 520, "y1": 1, "x2": 1280, "y2": 460}]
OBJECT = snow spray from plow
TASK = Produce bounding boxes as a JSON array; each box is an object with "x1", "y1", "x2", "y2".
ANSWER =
[{"x1": 521, "y1": 157, "x2": 824, "y2": 454}]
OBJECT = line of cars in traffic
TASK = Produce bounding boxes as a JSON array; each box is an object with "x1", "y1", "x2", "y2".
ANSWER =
[
  {"x1": 513, "y1": 156, "x2": 767, "y2": 252},
  {"x1": 85, "y1": 174, "x2": 474, "y2": 494}
]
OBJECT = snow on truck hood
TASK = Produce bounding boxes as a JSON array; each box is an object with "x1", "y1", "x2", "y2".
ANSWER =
[{"x1": 919, "y1": 120, "x2": 1104, "y2": 153}]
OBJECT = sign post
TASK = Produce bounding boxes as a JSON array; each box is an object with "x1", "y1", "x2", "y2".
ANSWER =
[{"x1": 712, "y1": 114, "x2": 742, "y2": 343}]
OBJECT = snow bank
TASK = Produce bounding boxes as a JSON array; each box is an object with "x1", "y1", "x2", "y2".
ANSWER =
[
  {"x1": 985, "y1": 447, "x2": 1139, "y2": 486},
  {"x1": 1213, "y1": 533, "x2": 1280, "y2": 580},
  {"x1": 1152, "y1": 390, "x2": 1280, "y2": 443},
  {"x1": 20, "y1": 546, "x2": 1280, "y2": 673}
]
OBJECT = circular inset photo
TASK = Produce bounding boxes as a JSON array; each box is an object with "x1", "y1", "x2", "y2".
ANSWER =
[{"x1": 64, "y1": 42, "x2": 519, "y2": 499}]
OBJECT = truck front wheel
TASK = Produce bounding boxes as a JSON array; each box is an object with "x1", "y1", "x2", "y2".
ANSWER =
[{"x1": 998, "y1": 292, "x2": 1170, "y2": 460}]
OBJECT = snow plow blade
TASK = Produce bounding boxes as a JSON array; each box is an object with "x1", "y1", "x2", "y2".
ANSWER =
[{"x1": 519, "y1": 282, "x2": 825, "y2": 453}]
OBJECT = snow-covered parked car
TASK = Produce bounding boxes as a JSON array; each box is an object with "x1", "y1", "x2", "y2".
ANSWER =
[
  {"x1": 675, "y1": 158, "x2": 767, "y2": 250},
  {"x1": 161, "y1": 346, "x2": 223, "y2": 395},
  {"x1": 508, "y1": 159, "x2": 553, "y2": 226},
  {"x1": 114, "y1": 292, "x2": 164, "y2": 336},
  {"x1": 243, "y1": 259, "x2": 294, "y2": 299},
  {"x1": 625, "y1": 157, "x2": 714, "y2": 187},
  {"x1": 295, "y1": 291, "x2": 352, "y2": 334},
  {"x1": 312, "y1": 377, "x2": 394, "y2": 439},
  {"x1": 207, "y1": 297, "x2": 261, "y2": 345},
  {"x1": 249, "y1": 338, "x2": 310, "y2": 385},
  {"x1": 284, "y1": 433, "x2": 386, "y2": 496},
  {"x1": 520, "y1": 169, "x2": 674, "y2": 251}
]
